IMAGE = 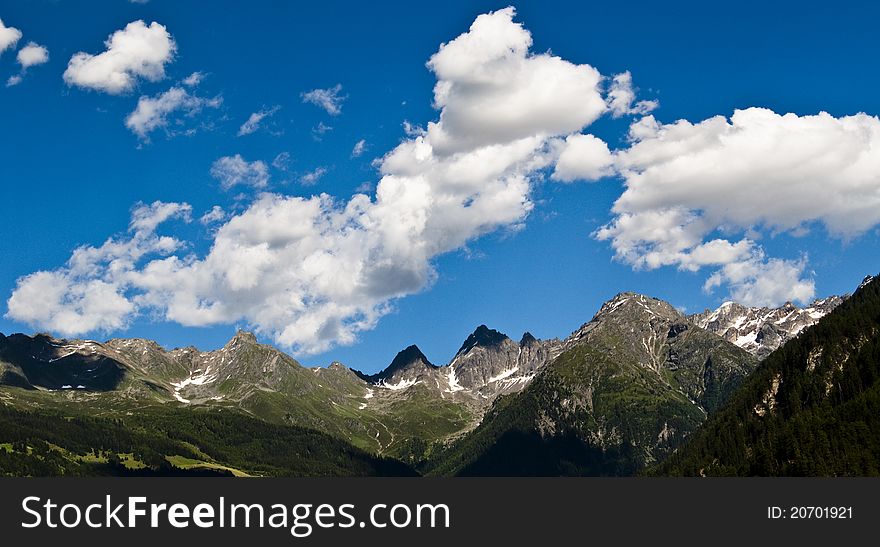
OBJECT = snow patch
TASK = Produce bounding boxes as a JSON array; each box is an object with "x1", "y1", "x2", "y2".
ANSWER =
[
  {"x1": 377, "y1": 378, "x2": 419, "y2": 390},
  {"x1": 487, "y1": 367, "x2": 518, "y2": 383},
  {"x1": 171, "y1": 366, "x2": 218, "y2": 391},
  {"x1": 445, "y1": 367, "x2": 464, "y2": 392}
]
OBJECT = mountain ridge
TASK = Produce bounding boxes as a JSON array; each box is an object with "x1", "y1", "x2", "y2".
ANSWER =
[
  {"x1": 3, "y1": 276, "x2": 873, "y2": 476},
  {"x1": 691, "y1": 296, "x2": 846, "y2": 359}
]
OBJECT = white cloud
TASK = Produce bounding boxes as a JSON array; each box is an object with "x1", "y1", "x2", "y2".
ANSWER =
[
  {"x1": 0, "y1": 18, "x2": 22, "y2": 55},
  {"x1": 238, "y1": 105, "x2": 280, "y2": 136},
  {"x1": 5, "y1": 41, "x2": 49, "y2": 86},
  {"x1": 5, "y1": 202, "x2": 190, "y2": 336},
  {"x1": 210, "y1": 155, "x2": 270, "y2": 190},
  {"x1": 703, "y1": 254, "x2": 815, "y2": 308},
  {"x1": 607, "y1": 71, "x2": 658, "y2": 118},
  {"x1": 402, "y1": 120, "x2": 424, "y2": 137},
  {"x1": 7, "y1": 7, "x2": 610, "y2": 354},
  {"x1": 63, "y1": 20, "x2": 176, "y2": 94},
  {"x1": 125, "y1": 86, "x2": 221, "y2": 140},
  {"x1": 351, "y1": 139, "x2": 367, "y2": 157},
  {"x1": 199, "y1": 206, "x2": 226, "y2": 225},
  {"x1": 299, "y1": 167, "x2": 327, "y2": 186},
  {"x1": 598, "y1": 107, "x2": 880, "y2": 305},
  {"x1": 551, "y1": 133, "x2": 613, "y2": 182},
  {"x1": 424, "y1": 8, "x2": 606, "y2": 155},
  {"x1": 301, "y1": 84, "x2": 346, "y2": 115},
  {"x1": 311, "y1": 121, "x2": 333, "y2": 139},
  {"x1": 181, "y1": 71, "x2": 204, "y2": 87},
  {"x1": 272, "y1": 151, "x2": 291, "y2": 171},
  {"x1": 17, "y1": 41, "x2": 48, "y2": 68}
]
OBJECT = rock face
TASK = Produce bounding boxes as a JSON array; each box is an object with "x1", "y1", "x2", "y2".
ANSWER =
[
  {"x1": 446, "y1": 325, "x2": 562, "y2": 399},
  {"x1": 564, "y1": 292, "x2": 758, "y2": 412},
  {"x1": 354, "y1": 345, "x2": 438, "y2": 390},
  {"x1": 691, "y1": 297, "x2": 845, "y2": 359},
  {"x1": 429, "y1": 292, "x2": 760, "y2": 476}
]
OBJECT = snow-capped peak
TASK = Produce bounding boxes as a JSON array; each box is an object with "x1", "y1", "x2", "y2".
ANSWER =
[{"x1": 691, "y1": 296, "x2": 844, "y2": 359}]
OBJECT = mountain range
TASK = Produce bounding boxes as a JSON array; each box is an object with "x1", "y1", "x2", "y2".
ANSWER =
[{"x1": 1, "y1": 276, "x2": 876, "y2": 476}]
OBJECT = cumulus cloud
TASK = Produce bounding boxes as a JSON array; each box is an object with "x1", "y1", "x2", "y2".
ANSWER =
[
  {"x1": 351, "y1": 139, "x2": 367, "y2": 158},
  {"x1": 210, "y1": 155, "x2": 270, "y2": 190},
  {"x1": 7, "y1": 7, "x2": 610, "y2": 354},
  {"x1": 238, "y1": 105, "x2": 280, "y2": 136},
  {"x1": 63, "y1": 20, "x2": 176, "y2": 94},
  {"x1": 125, "y1": 86, "x2": 221, "y2": 140},
  {"x1": 607, "y1": 71, "x2": 658, "y2": 118},
  {"x1": 5, "y1": 41, "x2": 49, "y2": 87},
  {"x1": 704, "y1": 254, "x2": 815, "y2": 308},
  {"x1": 0, "y1": 18, "x2": 22, "y2": 55},
  {"x1": 17, "y1": 41, "x2": 48, "y2": 67},
  {"x1": 424, "y1": 10, "x2": 606, "y2": 155},
  {"x1": 5, "y1": 202, "x2": 191, "y2": 336},
  {"x1": 299, "y1": 167, "x2": 327, "y2": 186},
  {"x1": 598, "y1": 107, "x2": 880, "y2": 305},
  {"x1": 301, "y1": 84, "x2": 346, "y2": 115},
  {"x1": 551, "y1": 133, "x2": 613, "y2": 182}
]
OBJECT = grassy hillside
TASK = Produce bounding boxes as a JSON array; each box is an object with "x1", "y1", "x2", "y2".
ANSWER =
[{"x1": 0, "y1": 397, "x2": 416, "y2": 477}]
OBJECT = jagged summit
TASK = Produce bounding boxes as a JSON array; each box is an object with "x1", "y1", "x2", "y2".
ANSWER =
[
  {"x1": 692, "y1": 296, "x2": 845, "y2": 359},
  {"x1": 519, "y1": 332, "x2": 538, "y2": 346},
  {"x1": 389, "y1": 344, "x2": 432, "y2": 369},
  {"x1": 568, "y1": 292, "x2": 682, "y2": 343},
  {"x1": 228, "y1": 330, "x2": 258, "y2": 345},
  {"x1": 595, "y1": 292, "x2": 681, "y2": 319},
  {"x1": 456, "y1": 325, "x2": 509, "y2": 355},
  {"x1": 355, "y1": 344, "x2": 436, "y2": 385},
  {"x1": 859, "y1": 274, "x2": 876, "y2": 291}
]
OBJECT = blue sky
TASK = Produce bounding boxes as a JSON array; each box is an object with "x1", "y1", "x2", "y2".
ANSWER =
[{"x1": 1, "y1": 0, "x2": 879, "y2": 373}]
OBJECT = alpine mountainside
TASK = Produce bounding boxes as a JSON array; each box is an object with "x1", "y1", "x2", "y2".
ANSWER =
[
  {"x1": 655, "y1": 275, "x2": 880, "y2": 476},
  {"x1": 427, "y1": 293, "x2": 759, "y2": 476},
  {"x1": 3, "y1": 280, "x2": 868, "y2": 477},
  {"x1": 692, "y1": 295, "x2": 848, "y2": 359},
  {"x1": 0, "y1": 323, "x2": 562, "y2": 474}
]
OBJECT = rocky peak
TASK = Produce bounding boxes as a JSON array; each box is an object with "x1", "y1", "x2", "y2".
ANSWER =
[
  {"x1": 456, "y1": 325, "x2": 509, "y2": 356},
  {"x1": 355, "y1": 344, "x2": 435, "y2": 385},
  {"x1": 859, "y1": 275, "x2": 876, "y2": 291},
  {"x1": 692, "y1": 296, "x2": 845, "y2": 359},
  {"x1": 228, "y1": 330, "x2": 258, "y2": 346},
  {"x1": 596, "y1": 292, "x2": 682, "y2": 321},
  {"x1": 568, "y1": 292, "x2": 683, "y2": 346},
  {"x1": 519, "y1": 332, "x2": 538, "y2": 346},
  {"x1": 390, "y1": 344, "x2": 432, "y2": 368},
  {"x1": 327, "y1": 361, "x2": 347, "y2": 371}
]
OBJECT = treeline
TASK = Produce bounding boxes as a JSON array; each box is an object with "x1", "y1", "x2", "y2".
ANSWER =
[{"x1": 655, "y1": 277, "x2": 880, "y2": 476}]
